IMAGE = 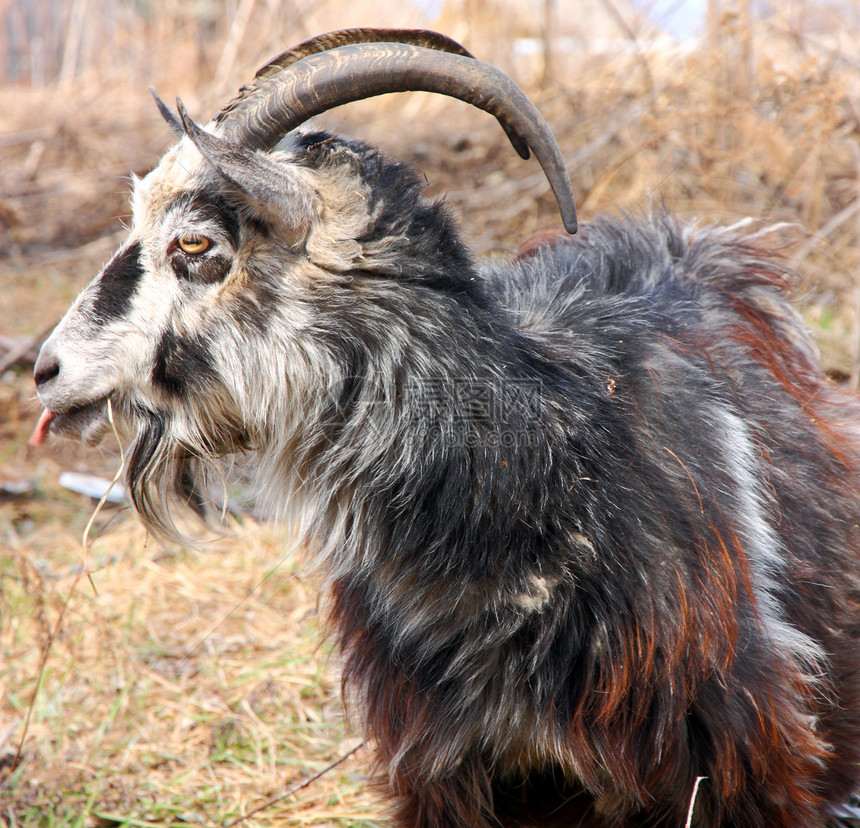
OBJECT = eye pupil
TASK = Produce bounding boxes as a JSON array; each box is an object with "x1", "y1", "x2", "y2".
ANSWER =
[{"x1": 178, "y1": 235, "x2": 211, "y2": 254}]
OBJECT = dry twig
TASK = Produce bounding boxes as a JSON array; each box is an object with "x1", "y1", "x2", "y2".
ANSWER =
[{"x1": 221, "y1": 740, "x2": 366, "y2": 828}]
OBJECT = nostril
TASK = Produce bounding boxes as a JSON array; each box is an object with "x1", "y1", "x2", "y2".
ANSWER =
[{"x1": 34, "y1": 355, "x2": 60, "y2": 388}]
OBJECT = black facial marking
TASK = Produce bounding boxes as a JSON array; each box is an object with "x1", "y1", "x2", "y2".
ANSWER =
[
  {"x1": 152, "y1": 329, "x2": 216, "y2": 397},
  {"x1": 90, "y1": 241, "x2": 144, "y2": 323},
  {"x1": 171, "y1": 255, "x2": 190, "y2": 281},
  {"x1": 170, "y1": 251, "x2": 233, "y2": 285}
]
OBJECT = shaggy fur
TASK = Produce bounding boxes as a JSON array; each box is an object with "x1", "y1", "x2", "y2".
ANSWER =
[{"x1": 33, "y1": 123, "x2": 860, "y2": 827}]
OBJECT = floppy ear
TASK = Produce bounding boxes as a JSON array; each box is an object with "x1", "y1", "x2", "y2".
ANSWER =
[{"x1": 174, "y1": 99, "x2": 317, "y2": 234}]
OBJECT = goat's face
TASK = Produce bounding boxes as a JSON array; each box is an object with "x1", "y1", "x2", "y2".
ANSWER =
[
  {"x1": 36, "y1": 142, "x2": 242, "y2": 447},
  {"x1": 32, "y1": 128, "x2": 394, "y2": 537},
  {"x1": 33, "y1": 133, "x2": 368, "y2": 447}
]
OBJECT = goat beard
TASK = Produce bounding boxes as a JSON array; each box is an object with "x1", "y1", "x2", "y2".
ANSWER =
[{"x1": 125, "y1": 403, "x2": 250, "y2": 543}]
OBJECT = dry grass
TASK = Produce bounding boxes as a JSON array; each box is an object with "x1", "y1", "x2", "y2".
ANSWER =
[
  {"x1": 2, "y1": 3, "x2": 860, "y2": 826},
  {"x1": 1, "y1": 437, "x2": 381, "y2": 826}
]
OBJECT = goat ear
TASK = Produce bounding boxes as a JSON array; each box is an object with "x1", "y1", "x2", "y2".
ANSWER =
[{"x1": 175, "y1": 99, "x2": 316, "y2": 235}]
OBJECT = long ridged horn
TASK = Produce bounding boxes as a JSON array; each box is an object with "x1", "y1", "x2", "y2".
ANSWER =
[
  {"x1": 217, "y1": 28, "x2": 530, "y2": 161},
  {"x1": 219, "y1": 42, "x2": 577, "y2": 233},
  {"x1": 220, "y1": 29, "x2": 475, "y2": 104}
]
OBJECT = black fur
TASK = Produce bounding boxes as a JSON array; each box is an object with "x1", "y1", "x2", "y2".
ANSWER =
[
  {"x1": 89, "y1": 241, "x2": 144, "y2": 323},
  {"x1": 151, "y1": 329, "x2": 215, "y2": 397}
]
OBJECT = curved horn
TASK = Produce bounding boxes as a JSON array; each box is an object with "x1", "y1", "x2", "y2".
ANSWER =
[
  {"x1": 221, "y1": 28, "x2": 476, "y2": 100},
  {"x1": 217, "y1": 28, "x2": 530, "y2": 162},
  {"x1": 219, "y1": 43, "x2": 577, "y2": 233}
]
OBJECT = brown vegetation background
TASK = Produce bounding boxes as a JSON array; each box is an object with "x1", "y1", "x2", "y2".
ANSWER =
[{"x1": 2, "y1": 1, "x2": 860, "y2": 825}]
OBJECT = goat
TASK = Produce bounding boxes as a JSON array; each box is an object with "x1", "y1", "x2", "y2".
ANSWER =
[{"x1": 30, "y1": 28, "x2": 860, "y2": 828}]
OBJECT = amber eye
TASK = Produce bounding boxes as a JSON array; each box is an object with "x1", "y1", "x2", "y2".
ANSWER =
[{"x1": 177, "y1": 234, "x2": 211, "y2": 255}]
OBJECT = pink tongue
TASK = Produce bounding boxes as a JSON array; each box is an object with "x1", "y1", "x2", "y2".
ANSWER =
[{"x1": 29, "y1": 408, "x2": 56, "y2": 446}]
